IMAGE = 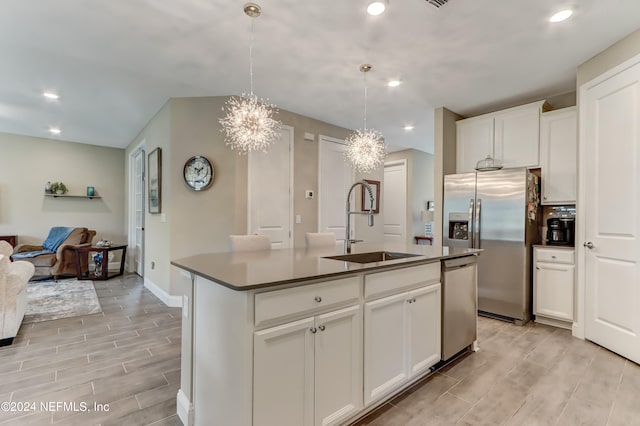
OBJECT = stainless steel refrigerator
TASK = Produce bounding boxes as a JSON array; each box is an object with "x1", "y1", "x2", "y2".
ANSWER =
[{"x1": 443, "y1": 168, "x2": 541, "y2": 324}]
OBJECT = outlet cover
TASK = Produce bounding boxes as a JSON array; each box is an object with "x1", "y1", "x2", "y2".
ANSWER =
[{"x1": 305, "y1": 190, "x2": 314, "y2": 199}]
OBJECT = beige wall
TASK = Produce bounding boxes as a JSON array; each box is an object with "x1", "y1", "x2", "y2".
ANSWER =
[
  {"x1": 125, "y1": 101, "x2": 173, "y2": 295},
  {"x1": 0, "y1": 132, "x2": 125, "y2": 246},
  {"x1": 577, "y1": 27, "x2": 640, "y2": 88},
  {"x1": 434, "y1": 107, "x2": 462, "y2": 248}
]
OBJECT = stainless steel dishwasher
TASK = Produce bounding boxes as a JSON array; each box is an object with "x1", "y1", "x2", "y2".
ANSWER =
[{"x1": 442, "y1": 255, "x2": 478, "y2": 361}]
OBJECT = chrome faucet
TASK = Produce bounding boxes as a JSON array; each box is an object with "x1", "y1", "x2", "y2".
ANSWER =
[{"x1": 345, "y1": 181, "x2": 375, "y2": 253}]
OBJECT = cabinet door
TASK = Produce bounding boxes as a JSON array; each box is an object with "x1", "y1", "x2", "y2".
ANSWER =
[
  {"x1": 254, "y1": 317, "x2": 315, "y2": 426},
  {"x1": 363, "y1": 292, "x2": 409, "y2": 406},
  {"x1": 494, "y1": 104, "x2": 541, "y2": 168},
  {"x1": 540, "y1": 108, "x2": 577, "y2": 204},
  {"x1": 456, "y1": 117, "x2": 494, "y2": 173},
  {"x1": 314, "y1": 305, "x2": 363, "y2": 426},
  {"x1": 408, "y1": 284, "x2": 442, "y2": 378},
  {"x1": 534, "y1": 262, "x2": 574, "y2": 321}
]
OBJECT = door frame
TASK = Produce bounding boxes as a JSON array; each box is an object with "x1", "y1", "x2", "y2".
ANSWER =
[
  {"x1": 128, "y1": 139, "x2": 145, "y2": 275},
  {"x1": 247, "y1": 124, "x2": 294, "y2": 248},
  {"x1": 576, "y1": 50, "x2": 640, "y2": 340}
]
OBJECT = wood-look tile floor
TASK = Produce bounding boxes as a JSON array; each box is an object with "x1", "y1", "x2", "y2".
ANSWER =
[
  {"x1": 4, "y1": 276, "x2": 640, "y2": 426},
  {"x1": 0, "y1": 274, "x2": 183, "y2": 426},
  {"x1": 355, "y1": 316, "x2": 640, "y2": 426}
]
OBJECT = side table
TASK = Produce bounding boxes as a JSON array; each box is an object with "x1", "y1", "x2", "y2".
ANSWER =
[
  {"x1": 414, "y1": 236, "x2": 433, "y2": 245},
  {"x1": 74, "y1": 244, "x2": 127, "y2": 280},
  {"x1": 0, "y1": 235, "x2": 17, "y2": 247}
]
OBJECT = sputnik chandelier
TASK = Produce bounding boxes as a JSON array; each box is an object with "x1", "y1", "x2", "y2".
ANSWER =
[
  {"x1": 219, "y1": 3, "x2": 282, "y2": 154},
  {"x1": 345, "y1": 64, "x2": 386, "y2": 173}
]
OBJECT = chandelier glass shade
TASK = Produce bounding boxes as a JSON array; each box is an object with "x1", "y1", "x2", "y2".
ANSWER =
[
  {"x1": 219, "y1": 3, "x2": 282, "y2": 154},
  {"x1": 345, "y1": 64, "x2": 386, "y2": 173}
]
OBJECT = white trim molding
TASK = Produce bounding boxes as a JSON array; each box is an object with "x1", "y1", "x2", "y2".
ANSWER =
[
  {"x1": 144, "y1": 277, "x2": 182, "y2": 308},
  {"x1": 177, "y1": 389, "x2": 194, "y2": 426}
]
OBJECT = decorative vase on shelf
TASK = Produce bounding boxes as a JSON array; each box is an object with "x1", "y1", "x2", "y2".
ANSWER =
[
  {"x1": 45, "y1": 181, "x2": 52, "y2": 194},
  {"x1": 56, "y1": 190, "x2": 65, "y2": 195}
]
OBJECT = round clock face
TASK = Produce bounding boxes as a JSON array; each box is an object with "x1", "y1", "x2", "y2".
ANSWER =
[{"x1": 183, "y1": 156, "x2": 214, "y2": 191}]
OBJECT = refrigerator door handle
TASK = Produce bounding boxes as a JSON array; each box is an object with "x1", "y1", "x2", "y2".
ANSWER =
[
  {"x1": 476, "y1": 198, "x2": 482, "y2": 249},
  {"x1": 468, "y1": 198, "x2": 475, "y2": 249}
]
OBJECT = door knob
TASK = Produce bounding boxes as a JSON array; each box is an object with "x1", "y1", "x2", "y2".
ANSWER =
[{"x1": 584, "y1": 242, "x2": 594, "y2": 249}]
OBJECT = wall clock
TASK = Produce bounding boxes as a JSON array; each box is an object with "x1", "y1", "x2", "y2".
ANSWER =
[{"x1": 183, "y1": 155, "x2": 214, "y2": 191}]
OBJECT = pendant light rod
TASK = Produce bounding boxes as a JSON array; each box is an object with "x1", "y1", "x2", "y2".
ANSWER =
[
  {"x1": 360, "y1": 64, "x2": 372, "y2": 130},
  {"x1": 244, "y1": 3, "x2": 261, "y2": 96}
]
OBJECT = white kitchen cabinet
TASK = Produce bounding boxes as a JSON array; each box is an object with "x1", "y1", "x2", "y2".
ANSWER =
[
  {"x1": 456, "y1": 100, "x2": 547, "y2": 173},
  {"x1": 540, "y1": 107, "x2": 577, "y2": 204},
  {"x1": 254, "y1": 305, "x2": 362, "y2": 426},
  {"x1": 364, "y1": 282, "x2": 441, "y2": 405},
  {"x1": 533, "y1": 247, "x2": 575, "y2": 329},
  {"x1": 456, "y1": 116, "x2": 494, "y2": 174},
  {"x1": 254, "y1": 317, "x2": 315, "y2": 426}
]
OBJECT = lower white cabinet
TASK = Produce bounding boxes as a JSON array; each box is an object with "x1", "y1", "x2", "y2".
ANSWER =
[
  {"x1": 363, "y1": 283, "x2": 441, "y2": 405},
  {"x1": 254, "y1": 305, "x2": 362, "y2": 426},
  {"x1": 533, "y1": 247, "x2": 575, "y2": 328}
]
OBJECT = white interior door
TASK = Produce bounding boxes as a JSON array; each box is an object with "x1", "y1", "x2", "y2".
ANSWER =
[
  {"x1": 582, "y1": 58, "x2": 640, "y2": 364},
  {"x1": 249, "y1": 126, "x2": 294, "y2": 249},
  {"x1": 130, "y1": 147, "x2": 145, "y2": 276},
  {"x1": 383, "y1": 161, "x2": 407, "y2": 244},
  {"x1": 319, "y1": 136, "x2": 354, "y2": 245}
]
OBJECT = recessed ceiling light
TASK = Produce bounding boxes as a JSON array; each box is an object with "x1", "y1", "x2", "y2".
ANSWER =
[
  {"x1": 404, "y1": 125, "x2": 414, "y2": 131},
  {"x1": 49, "y1": 127, "x2": 61, "y2": 135},
  {"x1": 388, "y1": 80, "x2": 401, "y2": 87},
  {"x1": 43, "y1": 92, "x2": 59, "y2": 100},
  {"x1": 367, "y1": 1, "x2": 387, "y2": 16},
  {"x1": 549, "y1": 9, "x2": 573, "y2": 23}
]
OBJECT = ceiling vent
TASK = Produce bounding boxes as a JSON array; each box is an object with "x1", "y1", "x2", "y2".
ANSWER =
[{"x1": 426, "y1": 0, "x2": 449, "y2": 8}]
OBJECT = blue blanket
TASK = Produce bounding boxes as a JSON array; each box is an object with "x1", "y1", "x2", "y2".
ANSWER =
[
  {"x1": 11, "y1": 249, "x2": 55, "y2": 259},
  {"x1": 42, "y1": 226, "x2": 74, "y2": 251}
]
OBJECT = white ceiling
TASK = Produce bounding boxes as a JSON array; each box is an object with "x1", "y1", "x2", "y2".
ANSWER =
[{"x1": 1, "y1": 1, "x2": 640, "y2": 154}]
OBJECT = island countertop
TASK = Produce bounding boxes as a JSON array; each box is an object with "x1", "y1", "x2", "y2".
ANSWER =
[{"x1": 171, "y1": 243, "x2": 481, "y2": 291}]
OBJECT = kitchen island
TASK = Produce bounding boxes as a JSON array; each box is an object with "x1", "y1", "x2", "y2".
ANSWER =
[{"x1": 172, "y1": 243, "x2": 480, "y2": 426}]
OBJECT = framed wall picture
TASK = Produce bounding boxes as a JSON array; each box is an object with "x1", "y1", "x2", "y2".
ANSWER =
[
  {"x1": 361, "y1": 179, "x2": 380, "y2": 214},
  {"x1": 148, "y1": 148, "x2": 162, "y2": 214}
]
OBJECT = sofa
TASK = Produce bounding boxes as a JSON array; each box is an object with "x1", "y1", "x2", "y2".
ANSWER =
[
  {"x1": 0, "y1": 248, "x2": 35, "y2": 346},
  {"x1": 12, "y1": 227, "x2": 96, "y2": 279}
]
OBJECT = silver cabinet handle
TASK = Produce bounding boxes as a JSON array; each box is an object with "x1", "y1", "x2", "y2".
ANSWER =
[
  {"x1": 314, "y1": 296, "x2": 322, "y2": 303},
  {"x1": 536, "y1": 266, "x2": 540, "y2": 270},
  {"x1": 551, "y1": 255, "x2": 556, "y2": 259},
  {"x1": 406, "y1": 299, "x2": 412, "y2": 304},
  {"x1": 584, "y1": 242, "x2": 594, "y2": 249},
  {"x1": 310, "y1": 327, "x2": 317, "y2": 334},
  {"x1": 413, "y1": 298, "x2": 417, "y2": 303},
  {"x1": 318, "y1": 325, "x2": 325, "y2": 331}
]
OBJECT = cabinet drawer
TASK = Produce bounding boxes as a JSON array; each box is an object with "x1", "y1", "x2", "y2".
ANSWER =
[
  {"x1": 255, "y1": 276, "x2": 360, "y2": 327},
  {"x1": 365, "y1": 263, "x2": 440, "y2": 300},
  {"x1": 535, "y1": 248, "x2": 574, "y2": 264}
]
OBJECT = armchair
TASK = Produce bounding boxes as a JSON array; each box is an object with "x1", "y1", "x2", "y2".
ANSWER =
[
  {"x1": 12, "y1": 227, "x2": 96, "y2": 280},
  {"x1": 0, "y1": 253, "x2": 35, "y2": 345}
]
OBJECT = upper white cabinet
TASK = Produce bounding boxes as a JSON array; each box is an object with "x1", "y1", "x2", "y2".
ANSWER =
[
  {"x1": 540, "y1": 107, "x2": 577, "y2": 204},
  {"x1": 456, "y1": 116, "x2": 494, "y2": 174},
  {"x1": 456, "y1": 100, "x2": 547, "y2": 173}
]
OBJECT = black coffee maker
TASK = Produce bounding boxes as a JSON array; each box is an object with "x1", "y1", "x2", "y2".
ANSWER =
[{"x1": 547, "y1": 217, "x2": 575, "y2": 245}]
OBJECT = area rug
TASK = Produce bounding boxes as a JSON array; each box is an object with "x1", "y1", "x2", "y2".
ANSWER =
[{"x1": 23, "y1": 279, "x2": 102, "y2": 324}]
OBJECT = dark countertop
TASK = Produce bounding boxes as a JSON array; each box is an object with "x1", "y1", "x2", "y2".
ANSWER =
[
  {"x1": 533, "y1": 244, "x2": 575, "y2": 250},
  {"x1": 172, "y1": 243, "x2": 481, "y2": 291}
]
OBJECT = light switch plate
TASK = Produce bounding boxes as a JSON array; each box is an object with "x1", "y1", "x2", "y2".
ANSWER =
[{"x1": 296, "y1": 215, "x2": 301, "y2": 224}]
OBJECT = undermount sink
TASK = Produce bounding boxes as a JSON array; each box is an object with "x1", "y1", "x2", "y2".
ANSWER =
[{"x1": 323, "y1": 251, "x2": 420, "y2": 264}]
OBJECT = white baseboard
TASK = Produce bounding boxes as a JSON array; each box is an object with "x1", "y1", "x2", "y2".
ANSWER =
[
  {"x1": 144, "y1": 277, "x2": 182, "y2": 308},
  {"x1": 177, "y1": 389, "x2": 194, "y2": 426}
]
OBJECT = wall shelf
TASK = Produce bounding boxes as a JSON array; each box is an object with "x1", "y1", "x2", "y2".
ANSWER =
[{"x1": 44, "y1": 194, "x2": 102, "y2": 200}]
